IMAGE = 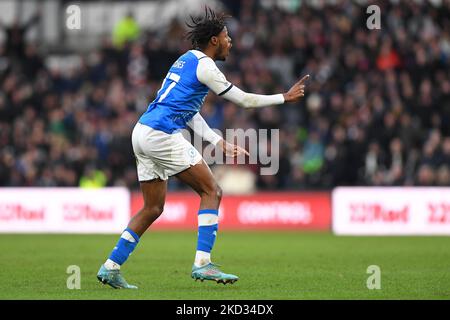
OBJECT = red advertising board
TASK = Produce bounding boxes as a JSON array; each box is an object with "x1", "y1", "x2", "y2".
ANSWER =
[
  {"x1": 0, "y1": 188, "x2": 130, "y2": 233},
  {"x1": 131, "y1": 192, "x2": 331, "y2": 230},
  {"x1": 332, "y1": 187, "x2": 450, "y2": 235}
]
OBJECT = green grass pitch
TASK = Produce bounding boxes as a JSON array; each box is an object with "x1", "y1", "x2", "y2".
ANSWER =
[{"x1": 0, "y1": 231, "x2": 449, "y2": 299}]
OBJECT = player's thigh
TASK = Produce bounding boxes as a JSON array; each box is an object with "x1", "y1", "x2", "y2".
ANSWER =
[
  {"x1": 133, "y1": 123, "x2": 171, "y2": 181},
  {"x1": 153, "y1": 132, "x2": 202, "y2": 178},
  {"x1": 174, "y1": 159, "x2": 219, "y2": 196},
  {"x1": 140, "y1": 178, "x2": 168, "y2": 211}
]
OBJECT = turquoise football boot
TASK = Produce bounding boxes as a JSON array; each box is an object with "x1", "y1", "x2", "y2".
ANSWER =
[
  {"x1": 97, "y1": 265, "x2": 138, "y2": 289},
  {"x1": 191, "y1": 263, "x2": 238, "y2": 284}
]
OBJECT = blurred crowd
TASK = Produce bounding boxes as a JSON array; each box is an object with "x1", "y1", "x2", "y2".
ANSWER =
[{"x1": 0, "y1": 0, "x2": 449, "y2": 191}]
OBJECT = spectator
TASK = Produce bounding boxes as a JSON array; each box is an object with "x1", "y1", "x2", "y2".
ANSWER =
[
  {"x1": 112, "y1": 12, "x2": 140, "y2": 49},
  {"x1": 436, "y1": 165, "x2": 450, "y2": 186},
  {"x1": 79, "y1": 165, "x2": 107, "y2": 189},
  {"x1": 0, "y1": 11, "x2": 40, "y2": 59},
  {"x1": 416, "y1": 164, "x2": 435, "y2": 186}
]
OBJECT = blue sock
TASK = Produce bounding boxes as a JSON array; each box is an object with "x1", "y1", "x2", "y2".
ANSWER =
[
  {"x1": 108, "y1": 228, "x2": 140, "y2": 265},
  {"x1": 197, "y1": 209, "x2": 219, "y2": 253}
]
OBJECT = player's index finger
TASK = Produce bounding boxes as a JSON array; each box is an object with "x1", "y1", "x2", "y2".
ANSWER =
[
  {"x1": 298, "y1": 74, "x2": 310, "y2": 84},
  {"x1": 239, "y1": 147, "x2": 250, "y2": 156}
]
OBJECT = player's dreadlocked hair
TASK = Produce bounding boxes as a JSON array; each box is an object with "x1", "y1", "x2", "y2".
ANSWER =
[{"x1": 185, "y1": 7, "x2": 230, "y2": 50}]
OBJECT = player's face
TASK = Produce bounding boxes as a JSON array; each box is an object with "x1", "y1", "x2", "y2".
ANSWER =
[{"x1": 215, "y1": 27, "x2": 232, "y2": 61}]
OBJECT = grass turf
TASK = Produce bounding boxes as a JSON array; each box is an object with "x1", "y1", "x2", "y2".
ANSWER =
[{"x1": 0, "y1": 231, "x2": 449, "y2": 299}]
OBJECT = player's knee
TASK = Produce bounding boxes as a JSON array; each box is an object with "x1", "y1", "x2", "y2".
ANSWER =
[
  {"x1": 142, "y1": 204, "x2": 164, "y2": 220},
  {"x1": 215, "y1": 184, "x2": 223, "y2": 201},
  {"x1": 203, "y1": 183, "x2": 222, "y2": 201}
]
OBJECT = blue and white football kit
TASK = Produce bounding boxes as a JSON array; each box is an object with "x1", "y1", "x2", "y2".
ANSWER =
[
  {"x1": 139, "y1": 50, "x2": 213, "y2": 134},
  {"x1": 98, "y1": 49, "x2": 286, "y2": 288},
  {"x1": 132, "y1": 49, "x2": 285, "y2": 181}
]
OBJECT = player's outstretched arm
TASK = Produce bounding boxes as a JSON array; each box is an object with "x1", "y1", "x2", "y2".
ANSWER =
[
  {"x1": 220, "y1": 85, "x2": 284, "y2": 108},
  {"x1": 221, "y1": 75, "x2": 308, "y2": 108},
  {"x1": 197, "y1": 56, "x2": 309, "y2": 108},
  {"x1": 282, "y1": 75, "x2": 309, "y2": 103}
]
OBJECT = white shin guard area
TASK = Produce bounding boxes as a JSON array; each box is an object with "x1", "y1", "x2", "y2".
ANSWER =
[
  {"x1": 194, "y1": 250, "x2": 211, "y2": 267},
  {"x1": 121, "y1": 231, "x2": 136, "y2": 242},
  {"x1": 198, "y1": 214, "x2": 219, "y2": 226}
]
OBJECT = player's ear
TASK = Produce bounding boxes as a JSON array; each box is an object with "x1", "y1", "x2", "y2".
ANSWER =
[{"x1": 210, "y1": 36, "x2": 219, "y2": 46}]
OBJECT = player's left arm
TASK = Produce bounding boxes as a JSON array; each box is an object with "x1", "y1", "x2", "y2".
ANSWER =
[
  {"x1": 187, "y1": 113, "x2": 249, "y2": 157},
  {"x1": 187, "y1": 113, "x2": 222, "y2": 146}
]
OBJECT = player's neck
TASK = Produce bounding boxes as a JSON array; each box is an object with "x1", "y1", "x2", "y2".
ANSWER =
[{"x1": 196, "y1": 46, "x2": 217, "y2": 61}]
